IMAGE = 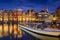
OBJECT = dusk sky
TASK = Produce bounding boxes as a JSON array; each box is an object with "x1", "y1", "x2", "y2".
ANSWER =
[{"x1": 0, "y1": 0, "x2": 60, "y2": 13}]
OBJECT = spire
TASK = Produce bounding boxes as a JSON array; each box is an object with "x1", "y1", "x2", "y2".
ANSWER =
[{"x1": 45, "y1": 7, "x2": 48, "y2": 13}]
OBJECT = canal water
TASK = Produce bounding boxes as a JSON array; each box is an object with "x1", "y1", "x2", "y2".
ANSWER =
[{"x1": 0, "y1": 23, "x2": 40, "y2": 40}]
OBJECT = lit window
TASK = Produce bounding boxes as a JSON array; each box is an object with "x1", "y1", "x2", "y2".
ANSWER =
[
  {"x1": 57, "y1": 24, "x2": 59, "y2": 26},
  {"x1": 53, "y1": 17, "x2": 57, "y2": 20},
  {"x1": 44, "y1": 15, "x2": 48, "y2": 17},
  {"x1": 38, "y1": 13, "x2": 41, "y2": 14},
  {"x1": 23, "y1": 18, "x2": 25, "y2": 21},
  {"x1": 38, "y1": 15, "x2": 42, "y2": 17}
]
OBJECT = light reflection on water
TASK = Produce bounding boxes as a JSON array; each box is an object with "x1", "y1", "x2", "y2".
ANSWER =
[
  {"x1": 0, "y1": 24, "x2": 39, "y2": 40},
  {"x1": 0, "y1": 23, "x2": 23, "y2": 40}
]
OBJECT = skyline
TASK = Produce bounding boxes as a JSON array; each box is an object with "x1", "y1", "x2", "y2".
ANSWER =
[{"x1": 0, "y1": 0, "x2": 60, "y2": 13}]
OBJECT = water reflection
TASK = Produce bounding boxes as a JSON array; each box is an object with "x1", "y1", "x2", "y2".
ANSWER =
[
  {"x1": 0, "y1": 23, "x2": 23, "y2": 40},
  {"x1": 0, "y1": 23, "x2": 40, "y2": 40},
  {"x1": 0, "y1": 24, "x2": 3, "y2": 38}
]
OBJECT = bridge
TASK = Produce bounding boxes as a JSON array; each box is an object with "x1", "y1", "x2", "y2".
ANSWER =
[{"x1": 18, "y1": 23, "x2": 60, "y2": 40}]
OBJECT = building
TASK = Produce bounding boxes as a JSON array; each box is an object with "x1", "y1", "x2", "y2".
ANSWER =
[
  {"x1": 26, "y1": 10, "x2": 37, "y2": 21},
  {"x1": 56, "y1": 6, "x2": 60, "y2": 17},
  {"x1": 3, "y1": 10, "x2": 9, "y2": 23},
  {"x1": 37, "y1": 10, "x2": 45, "y2": 23},
  {"x1": 0, "y1": 10, "x2": 3, "y2": 22},
  {"x1": 56, "y1": 6, "x2": 60, "y2": 22},
  {"x1": 37, "y1": 7, "x2": 50, "y2": 23},
  {"x1": 17, "y1": 9, "x2": 23, "y2": 24},
  {"x1": 17, "y1": 9, "x2": 23, "y2": 16},
  {"x1": 9, "y1": 10, "x2": 13, "y2": 22}
]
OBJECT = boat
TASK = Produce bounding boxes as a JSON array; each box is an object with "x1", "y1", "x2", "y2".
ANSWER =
[{"x1": 19, "y1": 24, "x2": 60, "y2": 40}]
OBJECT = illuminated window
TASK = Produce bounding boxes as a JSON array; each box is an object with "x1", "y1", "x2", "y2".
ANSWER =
[
  {"x1": 38, "y1": 15, "x2": 42, "y2": 17},
  {"x1": 44, "y1": 14, "x2": 48, "y2": 17}
]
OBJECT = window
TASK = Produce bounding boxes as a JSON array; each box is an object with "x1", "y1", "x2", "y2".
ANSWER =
[
  {"x1": 44, "y1": 14, "x2": 48, "y2": 17},
  {"x1": 38, "y1": 15, "x2": 42, "y2": 17}
]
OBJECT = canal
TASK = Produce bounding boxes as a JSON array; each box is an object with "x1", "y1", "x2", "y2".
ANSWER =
[{"x1": 0, "y1": 23, "x2": 40, "y2": 40}]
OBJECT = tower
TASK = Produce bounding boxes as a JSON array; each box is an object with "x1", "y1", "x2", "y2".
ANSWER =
[{"x1": 45, "y1": 7, "x2": 48, "y2": 13}]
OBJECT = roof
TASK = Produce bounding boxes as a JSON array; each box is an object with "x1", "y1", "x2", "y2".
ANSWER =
[{"x1": 40, "y1": 10, "x2": 45, "y2": 12}]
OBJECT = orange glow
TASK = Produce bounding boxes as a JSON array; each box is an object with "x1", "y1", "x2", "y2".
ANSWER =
[
  {"x1": 18, "y1": 16, "x2": 22, "y2": 21},
  {"x1": 0, "y1": 24, "x2": 23, "y2": 38},
  {"x1": 10, "y1": 24, "x2": 13, "y2": 34},
  {"x1": 0, "y1": 16, "x2": 2, "y2": 21},
  {"x1": 0, "y1": 25, "x2": 3, "y2": 37},
  {"x1": 4, "y1": 24, "x2": 8, "y2": 36},
  {"x1": 23, "y1": 18, "x2": 26, "y2": 21},
  {"x1": 32, "y1": 18, "x2": 36, "y2": 21},
  {"x1": 53, "y1": 17, "x2": 57, "y2": 21}
]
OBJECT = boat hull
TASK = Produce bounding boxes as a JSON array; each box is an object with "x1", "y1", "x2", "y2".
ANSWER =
[{"x1": 19, "y1": 25, "x2": 59, "y2": 40}]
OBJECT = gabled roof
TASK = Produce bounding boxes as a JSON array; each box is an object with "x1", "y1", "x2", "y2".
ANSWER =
[{"x1": 40, "y1": 10, "x2": 45, "y2": 12}]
